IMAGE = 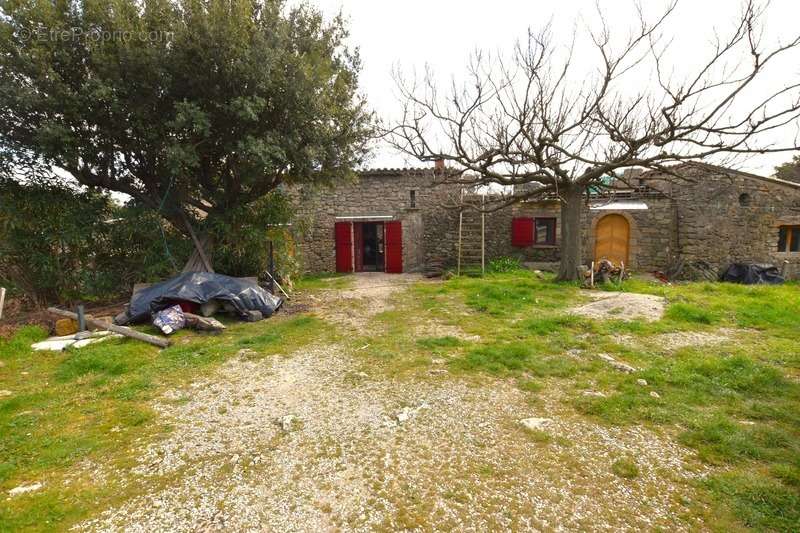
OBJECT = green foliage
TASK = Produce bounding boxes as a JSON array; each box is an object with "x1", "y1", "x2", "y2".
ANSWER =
[
  {"x1": 205, "y1": 190, "x2": 299, "y2": 279},
  {"x1": 706, "y1": 473, "x2": 800, "y2": 532},
  {"x1": 774, "y1": 155, "x2": 800, "y2": 183},
  {"x1": 487, "y1": 256, "x2": 523, "y2": 273},
  {"x1": 0, "y1": 0, "x2": 372, "y2": 241},
  {"x1": 0, "y1": 179, "x2": 189, "y2": 304}
]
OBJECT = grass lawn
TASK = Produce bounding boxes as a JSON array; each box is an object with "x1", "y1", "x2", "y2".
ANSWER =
[
  {"x1": 1, "y1": 269, "x2": 799, "y2": 531},
  {"x1": 348, "y1": 272, "x2": 800, "y2": 532},
  {"x1": 0, "y1": 314, "x2": 333, "y2": 531}
]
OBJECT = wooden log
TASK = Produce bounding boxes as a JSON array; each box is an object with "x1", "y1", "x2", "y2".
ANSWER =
[
  {"x1": 0, "y1": 287, "x2": 5, "y2": 320},
  {"x1": 184, "y1": 312, "x2": 226, "y2": 332},
  {"x1": 47, "y1": 307, "x2": 170, "y2": 348}
]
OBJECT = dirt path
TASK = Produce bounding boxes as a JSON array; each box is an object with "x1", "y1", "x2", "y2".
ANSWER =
[{"x1": 79, "y1": 274, "x2": 709, "y2": 532}]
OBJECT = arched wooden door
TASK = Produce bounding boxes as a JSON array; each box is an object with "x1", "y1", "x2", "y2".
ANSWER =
[{"x1": 594, "y1": 214, "x2": 630, "y2": 265}]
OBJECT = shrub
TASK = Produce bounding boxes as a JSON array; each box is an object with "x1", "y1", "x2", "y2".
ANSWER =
[
  {"x1": 204, "y1": 191, "x2": 300, "y2": 283},
  {"x1": 488, "y1": 256, "x2": 523, "y2": 273},
  {"x1": 0, "y1": 179, "x2": 189, "y2": 305}
]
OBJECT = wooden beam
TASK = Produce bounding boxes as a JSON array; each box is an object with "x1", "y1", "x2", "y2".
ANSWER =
[
  {"x1": 47, "y1": 307, "x2": 170, "y2": 349},
  {"x1": 180, "y1": 211, "x2": 214, "y2": 273}
]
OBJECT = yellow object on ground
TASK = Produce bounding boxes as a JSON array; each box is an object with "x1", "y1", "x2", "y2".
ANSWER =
[{"x1": 54, "y1": 318, "x2": 78, "y2": 336}]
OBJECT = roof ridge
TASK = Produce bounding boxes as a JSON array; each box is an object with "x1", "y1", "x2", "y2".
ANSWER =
[{"x1": 641, "y1": 161, "x2": 800, "y2": 190}]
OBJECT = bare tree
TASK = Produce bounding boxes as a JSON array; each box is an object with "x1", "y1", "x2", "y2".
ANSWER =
[{"x1": 388, "y1": 0, "x2": 800, "y2": 280}]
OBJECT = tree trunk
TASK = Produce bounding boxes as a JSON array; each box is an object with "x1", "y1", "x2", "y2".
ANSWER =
[{"x1": 556, "y1": 185, "x2": 585, "y2": 281}]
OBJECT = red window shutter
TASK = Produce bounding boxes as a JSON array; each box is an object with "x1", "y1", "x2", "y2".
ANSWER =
[
  {"x1": 511, "y1": 217, "x2": 534, "y2": 247},
  {"x1": 334, "y1": 222, "x2": 352, "y2": 272},
  {"x1": 384, "y1": 221, "x2": 403, "y2": 273}
]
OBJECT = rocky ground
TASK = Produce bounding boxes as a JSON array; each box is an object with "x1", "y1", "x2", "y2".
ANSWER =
[{"x1": 78, "y1": 274, "x2": 711, "y2": 532}]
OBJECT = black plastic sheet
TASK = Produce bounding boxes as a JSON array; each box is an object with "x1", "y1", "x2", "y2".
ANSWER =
[
  {"x1": 125, "y1": 272, "x2": 283, "y2": 323},
  {"x1": 719, "y1": 263, "x2": 784, "y2": 285}
]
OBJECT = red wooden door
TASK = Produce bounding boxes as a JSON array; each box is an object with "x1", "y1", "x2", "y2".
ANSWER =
[
  {"x1": 353, "y1": 222, "x2": 364, "y2": 272},
  {"x1": 384, "y1": 221, "x2": 403, "y2": 273},
  {"x1": 334, "y1": 222, "x2": 352, "y2": 273}
]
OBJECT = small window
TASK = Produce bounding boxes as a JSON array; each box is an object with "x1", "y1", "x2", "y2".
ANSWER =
[
  {"x1": 534, "y1": 217, "x2": 557, "y2": 245},
  {"x1": 409, "y1": 190, "x2": 416, "y2": 208},
  {"x1": 778, "y1": 225, "x2": 800, "y2": 252},
  {"x1": 739, "y1": 193, "x2": 751, "y2": 206}
]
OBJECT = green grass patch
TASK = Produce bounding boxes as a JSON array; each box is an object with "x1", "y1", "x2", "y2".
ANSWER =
[
  {"x1": 611, "y1": 458, "x2": 640, "y2": 479},
  {"x1": 416, "y1": 336, "x2": 462, "y2": 350},
  {"x1": 0, "y1": 313, "x2": 329, "y2": 531}
]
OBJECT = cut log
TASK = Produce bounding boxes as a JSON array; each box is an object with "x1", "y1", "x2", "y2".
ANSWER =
[
  {"x1": 183, "y1": 312, "x2": 226, "y2": 332},
  {"x1": 47, "y1": 307, "x2": 170, "y2": 348}
]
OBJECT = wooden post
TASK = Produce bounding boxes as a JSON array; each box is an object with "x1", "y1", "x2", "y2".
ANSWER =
[
  {"x1": 47, "y1": 307, "x2": 170, "y2": 348},
  {"x1": 268, "y1": 240, "x2": 275, "y2": 294},
  {"x1": 590, "y1": 261, "x2": 595, "y2": 288},
  {"x1": 0, "y1": 287, "x2": 5, "y2": 320},
  {"x1": 76, "y1": 305, "x2": 87, "y2": 332},
  {"x1": 180, "y1": 212, "x2": 214, "y2": 273},
  {"x1": 481, "y1": 194, "x2": 486, "y2": 276},
  {"x1": 457, "y1": 210, "x2": 464, "y2": 276}
]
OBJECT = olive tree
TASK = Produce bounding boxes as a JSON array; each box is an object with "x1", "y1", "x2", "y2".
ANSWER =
[{"x1": 0, "y1": 0, "x2": 372, "y2": 270}]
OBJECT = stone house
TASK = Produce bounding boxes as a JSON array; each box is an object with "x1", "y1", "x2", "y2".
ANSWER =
[{"x1": 291, "y1": 161, "x2": 800, "y2": 279}]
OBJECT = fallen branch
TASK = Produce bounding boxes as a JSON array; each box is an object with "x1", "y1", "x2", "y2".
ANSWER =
[
  {"x1": 47, "y1": 307, "x2": 170, "y2": 349},
  {"x1": 184, "y1": 312, "x2": 226, "y2": 332}
]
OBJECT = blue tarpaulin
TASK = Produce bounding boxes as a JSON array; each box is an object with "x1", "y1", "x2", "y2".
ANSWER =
[{"x1": 124, "y1": 272, "x2": 282, "y2": 323}]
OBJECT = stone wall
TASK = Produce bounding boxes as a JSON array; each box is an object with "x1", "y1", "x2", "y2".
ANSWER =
[
  {"x1": 290, "y1": 170, "x2": 459, "y2": 273},
  {"x1": 644, "y1": 164, "x2": 800, "y2": 279},
  {"x1": 290, "y1": 164, "x2": 800, "y2": 279}
]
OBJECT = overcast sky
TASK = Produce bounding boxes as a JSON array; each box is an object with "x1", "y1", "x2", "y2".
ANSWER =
[{"x1": 305, "y1": 0, "x2": 800, "y2": 176}]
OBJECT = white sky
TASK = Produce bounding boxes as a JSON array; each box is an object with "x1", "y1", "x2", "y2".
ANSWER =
[{"x1": 306, "y1": 0, "x2": 800, "y2": 176}]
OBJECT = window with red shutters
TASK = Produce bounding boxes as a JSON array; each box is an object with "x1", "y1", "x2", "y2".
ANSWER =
[
  {"x1": 534, "y1": 217, "x2": 557, "y2": 245},
  {"x1": 511, "y1": 217, "x2": 534, "y2": 247}
]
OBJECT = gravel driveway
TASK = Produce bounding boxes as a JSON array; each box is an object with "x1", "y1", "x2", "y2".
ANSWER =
[{"x1": 78, "y1": 274, "x2": 709, "y2": 532}]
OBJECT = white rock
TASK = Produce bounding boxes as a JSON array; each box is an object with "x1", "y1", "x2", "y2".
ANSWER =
[
  {"x1": 0, "y1": 390, "x2": 12, "y2": 398},
  {"x1": 355, "y1": 372, "x2": 368, "y2": 378},
  {"x1": 277, "y1": 415, "x2": 297, "y2": 432},
  {"x1": 519, "y1": 417, "x2": 551, "y2": 431},
  {"x1": 636, "y1": 379, "x2": 648, "y2": 386},
  {"x1": 611, "y1": 361, "x2": 636, "y2": 373},
  {"x1": 396, "y1": 408, "x2": 412, "y2": 424},
  {"x1": 650, "y1": 391, "x2": 661, "y2": 399},
  {"x1": 9, "y1": 482, "x2": 43, "y2": 496},
  {"x1": 431, "y1": 358, "x2": 446, "y2": 365}
]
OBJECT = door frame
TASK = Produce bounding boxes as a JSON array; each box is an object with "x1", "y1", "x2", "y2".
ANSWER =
[{"x1": 335, "y1": 218, "x2": 401, "y2": 273}]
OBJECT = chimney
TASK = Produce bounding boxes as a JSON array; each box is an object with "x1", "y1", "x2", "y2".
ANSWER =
[{"x1": 434, "y1": 158, "x2": 445, "y2": 174}]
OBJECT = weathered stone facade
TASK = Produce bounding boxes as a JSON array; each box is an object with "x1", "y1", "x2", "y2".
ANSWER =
[
  {"x1": 291, "y1": 169, "x2": 460, "y2": 273},
  {"x1": 292, "y1": 162, "x2": 800, "y2": 279}
]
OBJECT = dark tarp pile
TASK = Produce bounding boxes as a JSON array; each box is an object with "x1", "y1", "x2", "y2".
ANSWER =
[
  {"x1": 123, "y1": 272, "x2": 283, "y2": 324},
  {"x1": 719, "y1": 263, "x2": 785, "y2": 285}
]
